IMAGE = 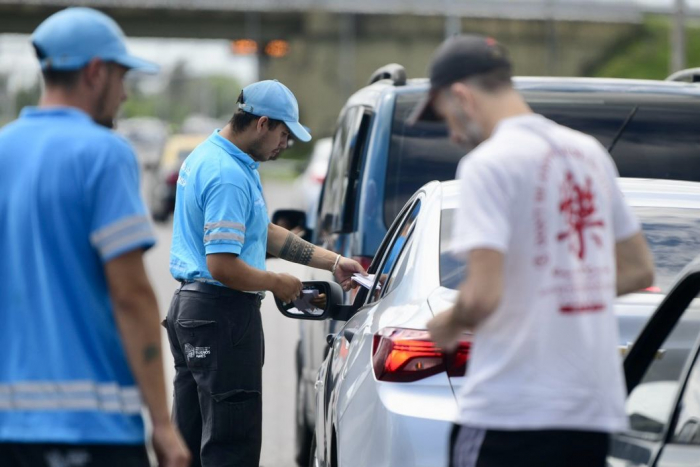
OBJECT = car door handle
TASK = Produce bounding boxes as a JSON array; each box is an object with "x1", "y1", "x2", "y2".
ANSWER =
[{"x1": 619, "y1": 343, "x2": 667, "y2": 360}]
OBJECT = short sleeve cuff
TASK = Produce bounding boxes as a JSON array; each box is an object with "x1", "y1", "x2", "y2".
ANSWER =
[
  {"x1": 615, "y1": 222, "x2": 642, "y2": 243},
  {"x1": 205, "y1": 243, "x2": 243, "y2": 255},
  {"x1": 90, "y1": 215, "x2": 156, "y2": 262}
]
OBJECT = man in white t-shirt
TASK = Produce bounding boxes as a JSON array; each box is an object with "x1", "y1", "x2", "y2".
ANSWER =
[{"x1": 413, "y1": 35, "x2": 655, "y2": 467}]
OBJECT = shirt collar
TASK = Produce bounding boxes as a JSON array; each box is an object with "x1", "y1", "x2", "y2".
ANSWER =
[
  {"x1": 209, "y1": 130, "x2": 260, "y2": 170},
  {"x1": 20, "y1": 106, "x2": 93, "y2": 123},
  {"x1": 493, "y1": 113, "x2": 549, "y2": 134}
]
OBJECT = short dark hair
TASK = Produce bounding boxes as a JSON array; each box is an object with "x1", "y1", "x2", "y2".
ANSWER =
[
  {"x1": 465, "y1": 66, "x2": 513, "y2": 93},
  {"x1": 33, "y1": 44, "x2": 82, "y2": 88},
  {"x1": 230, "y1": 91, "x2": 284, "y2": 133},
  {"x1": 41, "y1": 69, "x2": 82, "y2": 88}
]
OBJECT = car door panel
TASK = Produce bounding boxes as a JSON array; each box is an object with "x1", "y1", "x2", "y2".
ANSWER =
[
  {"x1": 655, "y1": 444, "x2": 700, "y2": 467},
  {"x1": 609, "y1": 266, "x2": 700, "y2": 466}
]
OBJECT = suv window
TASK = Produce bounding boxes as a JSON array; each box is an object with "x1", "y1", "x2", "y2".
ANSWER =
[
  {"x1": 387, "y1": 94, "x2": 700, "y2": 231},
  {"x1": 611, "y1": 107, "x2": 700, "y2": 182},
  {"x1": 384, "y1": 94, "x2": 465, "y2": 226},
  {"x1": 319, "y1": 106, "x2": 361, "y2": 235},
  {"x1": 528, "y1": 102, "x2": 632, "y2": 149}
]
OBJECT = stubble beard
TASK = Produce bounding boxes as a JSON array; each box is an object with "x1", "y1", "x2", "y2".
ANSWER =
[
  {"x1": 248, "y1": 136, "x2": 278, "y2": 162},
  {"x1": 93, "y1": 78, "x2": 115, "y2": 129}
]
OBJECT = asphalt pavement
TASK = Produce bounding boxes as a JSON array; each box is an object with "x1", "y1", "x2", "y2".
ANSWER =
[{"x1": 143, "y1": 177, "x2": 307, "y2": 467}]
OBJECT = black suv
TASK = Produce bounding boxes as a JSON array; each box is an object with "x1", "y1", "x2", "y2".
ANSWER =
[{"x1": 283, "y1": 65, "x2": 700, "y2": 466}]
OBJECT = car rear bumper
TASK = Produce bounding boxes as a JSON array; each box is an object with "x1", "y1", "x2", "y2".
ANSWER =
[{"x1": 337, "y1": 376, "x2": 457, "y2": 467}]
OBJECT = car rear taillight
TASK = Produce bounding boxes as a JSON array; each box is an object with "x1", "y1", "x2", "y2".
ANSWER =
[
  {"x1": 372, "y1": 327, "x2": 471, "y2": 383},
  {"x1": 166, "y1": 172, "x2": 179, "y2": 186},
  {"x1": 643, "y1": 286, "x2": 662, "y2": 293}
]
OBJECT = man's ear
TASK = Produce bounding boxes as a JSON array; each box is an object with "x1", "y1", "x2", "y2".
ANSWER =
[
  {"x1": 450, "y1": 81, "x2": 482, "y2": 121},
  {"x1": 450, "y1": 82, "x2": 475, "y2": 111},
  {"x1": 82, "y1": 58, "x2": 107, "y2": 90},
  {"x1": 256, "y1": 116, "x2": 269, "y2": 133}
]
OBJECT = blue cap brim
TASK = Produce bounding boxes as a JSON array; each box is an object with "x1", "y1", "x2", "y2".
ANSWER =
[
  {"x1": 286, "y1": 120, "x2": 312, "y2": 142},
  {"x1": 114, "y1": 54, "x2": 159, "y2": 74}
]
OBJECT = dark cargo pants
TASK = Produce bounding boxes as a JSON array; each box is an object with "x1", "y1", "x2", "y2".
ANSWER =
[{"x1": 165, "y1": 282, "x2": 265, "y2": 467}]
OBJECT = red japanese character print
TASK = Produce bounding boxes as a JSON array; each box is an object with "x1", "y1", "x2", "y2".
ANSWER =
[{"x1": 557, "y1": 172, "x2": 604, "y2": 260}]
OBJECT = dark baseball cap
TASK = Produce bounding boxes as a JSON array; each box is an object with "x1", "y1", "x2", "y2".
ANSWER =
[{"x1": 408, "y1": 34, "x2": 512, "y2": 124}]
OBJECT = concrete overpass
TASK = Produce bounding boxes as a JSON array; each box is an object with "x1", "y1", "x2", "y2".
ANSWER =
[{"x1": 0, "y1": 1, "x2": 653, "y2": 135}]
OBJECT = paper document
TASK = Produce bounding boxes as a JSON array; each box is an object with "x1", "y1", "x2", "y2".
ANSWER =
[{"x1": 351, "y1": 273, "x2": 379, "y2": 290}]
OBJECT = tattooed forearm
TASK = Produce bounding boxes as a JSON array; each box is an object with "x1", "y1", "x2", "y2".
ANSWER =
[
  {"x1": 279, "y1": 232, "x2": 315, "y2": 265},
  {"x1": 143, "y1": 344, "x2": 160, "y2": 364}
]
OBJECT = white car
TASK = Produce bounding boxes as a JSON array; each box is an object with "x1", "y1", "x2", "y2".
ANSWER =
[{"x1": 277, "y1": 177, "x2": 700, "y2": 467}]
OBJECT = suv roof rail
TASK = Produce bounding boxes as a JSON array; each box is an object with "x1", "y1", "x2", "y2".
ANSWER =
[
  {"x1": 665, "y1": 68, "x2": 700, "y2": 83},
  {"x1": 368, "y1": 63, "x2": 407, "y2": 86}
]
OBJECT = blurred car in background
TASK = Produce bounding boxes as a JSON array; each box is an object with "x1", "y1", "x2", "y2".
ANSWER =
[
  {"x1": 116, "y1": 117, "x2": 168, "y2": 171},
  {"x1": 293, "y1": 137, "x2": 332, "y2": 229},
  {"x1": 275, "y1": 64, "x2": 700, "y2": 466},
  {"x1": 278, "y1": 178, "x2": 700, "y2": 467},
  {"x1": 181, "y1": 114, "x2": 226, "y2": 135},
  {"x1": 150, "y1": 133, "x2": 208, "y2": 222}
]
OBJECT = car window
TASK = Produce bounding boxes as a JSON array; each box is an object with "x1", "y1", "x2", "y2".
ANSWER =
[
  {"x1": 439, "y1": 206, "x2": 700, "y2": 293},
  {"x1": 381, "y1": 228, "x2": 415, "y2": 298},
  {"x1": 528, "y1": 102, "x2": 632, "y2": 150},
  {"x1": 671, "y1": 348, "x2": 700, "y2": 444},
  {"x1": 625, "y1": 301, "x2": 700, "y2": 438},
  {"x1": 611, "y1": 107, "x2": 700, "y2": 182},
  {"x1": 385, "y1": 94, "x2": 465, "y2": 227},
  {"x1": 318, "y1": 106, "x2": 360, "y2": 235},
  {"x1": 367, "y1": 201, "x2": 421, "y2": 304}
]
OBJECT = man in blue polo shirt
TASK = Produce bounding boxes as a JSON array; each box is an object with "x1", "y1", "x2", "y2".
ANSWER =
[
  {"x1": 0, "y1": 8, "x2": 189, "y2": 467},
  {"x1": 166, "y1": 80, "x2": 367, "y2": 466}
]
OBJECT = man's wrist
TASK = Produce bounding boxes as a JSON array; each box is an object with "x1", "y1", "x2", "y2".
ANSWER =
[
  {"x1": 150, "y1": 411, "x2": 172, "y2": 429},
  {"x1": 450, "y1": 302, "x2": 472, "y2": 328},
  {"x1": 330, "y1": 254, "x2": 341, "y2": 274},
  {"x1": 267, "y1": 271, "x2": 280, "y2": 293}
]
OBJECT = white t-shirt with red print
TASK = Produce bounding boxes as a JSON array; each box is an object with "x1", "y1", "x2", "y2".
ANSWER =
[{"x1": 453, "y1": 113, "x2": 640, "y2": 432}]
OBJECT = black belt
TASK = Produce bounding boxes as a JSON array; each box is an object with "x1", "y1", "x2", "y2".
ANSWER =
[{"x1": 178, "y1": 281, "x2": 264, "y2": 303}]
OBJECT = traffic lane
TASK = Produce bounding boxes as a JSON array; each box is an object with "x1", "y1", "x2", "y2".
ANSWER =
[{"x1": 143, "y1": 178, "x2": 307, "y2": 467}]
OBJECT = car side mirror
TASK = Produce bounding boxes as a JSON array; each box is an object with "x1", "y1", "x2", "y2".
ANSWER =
[
  {"x1": 271, "y1": 209, "x2": 313, "y2": 242},
  {"x1": 275, "y1": 281, "x2": 354, "y2": 321}
]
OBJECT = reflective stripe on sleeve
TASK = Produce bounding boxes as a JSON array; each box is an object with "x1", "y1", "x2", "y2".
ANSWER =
[
  {"x1": 203, "y1": 232, "x2": 245, "y2": 244},
  {"x1": 90, "y1": 215, "x2": 154, "y2": 259},
  {"x1": 204, "y1": 221, "x2": 246, "y2": 234},
  {"x1": 0, "y1": 381, "x2": 142, "y2": 414}
]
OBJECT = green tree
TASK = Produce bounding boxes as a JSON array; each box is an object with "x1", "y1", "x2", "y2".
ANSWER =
[{"x1": 591, "y1": 16, "x2": 700, "y2": 80}]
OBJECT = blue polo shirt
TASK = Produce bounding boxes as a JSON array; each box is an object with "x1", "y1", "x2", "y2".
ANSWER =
[
  {"x1": 170, "y1": 130, "x2": 269, "y2": 286},
  {"x1": 0, "y1": 107, "x2": 156, "y2": 444}
]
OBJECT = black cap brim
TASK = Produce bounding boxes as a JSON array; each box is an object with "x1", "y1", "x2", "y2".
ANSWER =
[{"x1": 407, "y1": 90, "x2": 442, "y2": 126}]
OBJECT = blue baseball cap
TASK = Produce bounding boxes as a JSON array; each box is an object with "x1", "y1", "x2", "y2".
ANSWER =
[
  {"x1": 31, "y1": 7, "x2": 158, "y2": 74},
  {"x1": 238, "y1": 80, "x2": 312, "y2": 142}
]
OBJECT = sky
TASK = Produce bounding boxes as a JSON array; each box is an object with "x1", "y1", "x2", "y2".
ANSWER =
[
  {"x1": 0, "y1": 35, "x2": 258, "y2": 92},
  {"x1": 1, "y1": 0, "x2": 699, "y2": 93}
]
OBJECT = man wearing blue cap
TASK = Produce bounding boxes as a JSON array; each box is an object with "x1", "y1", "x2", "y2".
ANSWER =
[
  {"x1": 166, "y1": 79, "x2": 366, "y2": 466},
  {"x1": 0, "y1": 8, "x2": 189, "y2": 467}
]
